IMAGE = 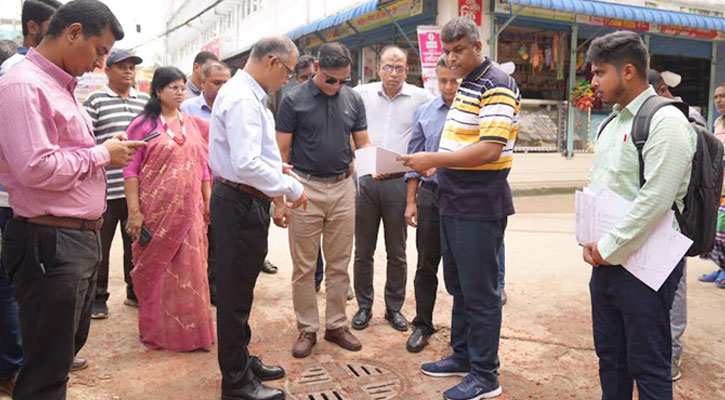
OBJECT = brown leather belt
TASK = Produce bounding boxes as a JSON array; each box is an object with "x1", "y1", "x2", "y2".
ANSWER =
[
  {"x1": 293, "y1": 169, "x2": 351, "y2": 183},
  {"x1": 216, "y1": 178, "x2": 272, "y2": 202},
  {"x1": 14, "y1": 215, "x2": 103, "y2": 231}
]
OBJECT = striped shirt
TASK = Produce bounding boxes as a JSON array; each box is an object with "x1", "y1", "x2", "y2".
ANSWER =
[
  {"x1": 83, "y1": 86, "x2": 150, "y2": 200},
  {"x1": 437, "y1": 58, "x2": 521, "y2": 220}
]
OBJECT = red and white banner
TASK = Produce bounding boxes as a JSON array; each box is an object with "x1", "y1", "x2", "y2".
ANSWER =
[
  {"x1": 417, "y1": 26, "x2": 443, "y2": 95},
  {"x1": 459, "y1": 0, "x2": 483, "y2": 26}
]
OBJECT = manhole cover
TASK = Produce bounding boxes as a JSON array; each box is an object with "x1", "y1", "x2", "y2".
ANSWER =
[{"x1": 286, "y1": 359, "x2": 406, "y2": 400}]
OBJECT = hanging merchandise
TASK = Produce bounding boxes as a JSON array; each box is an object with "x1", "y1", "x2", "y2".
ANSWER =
[
  {"x1": 532, "y1": 36, "x2": 541, "y2": 71},
  {"x1": 557, "y1": 33, "x2": 566, "y2": 81},
  {"x1": 571, "y1": 80, "x2": 596, "y2": 112},
  {"x1": 519, "y1": 44, "x2": 529, "y2": 61},
  {"x1": 552, "y1": 33, "x2": 559, "y2": 70},
  {"x1": 576, "y1": 50, "x2": 586, "y2": 71},
  {"x1": 545, "y1": 47, "x2": 553, "y2": 69}
]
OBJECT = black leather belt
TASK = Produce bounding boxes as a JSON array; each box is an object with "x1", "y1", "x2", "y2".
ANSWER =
[
  {"x1": 216, "y1": 178, "x2": 272, "y2": 202},
  {"x1": 294, "y1": 169, "x2": 351, "y2": 183}
]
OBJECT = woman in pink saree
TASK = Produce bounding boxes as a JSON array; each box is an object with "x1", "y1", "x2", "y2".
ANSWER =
[{"x1": 123, "y1": 67, "x2": 215, "y2": 351}]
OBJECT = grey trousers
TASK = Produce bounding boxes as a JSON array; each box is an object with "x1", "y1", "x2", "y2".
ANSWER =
[
  {"x1": 670, "y1": 261, "x2": 687, "y2": 359},
  {"x1": 354, "y1": 175, "x2": 407, "y2": 312}
]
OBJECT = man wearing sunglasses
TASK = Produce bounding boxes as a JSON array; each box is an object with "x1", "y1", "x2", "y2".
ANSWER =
[
  {"x1": 351, "y1": 45, "x2": 434, "y2": 333},
  {"x1": 276, "y1": 42, "x2": 372, "y2": 359}
]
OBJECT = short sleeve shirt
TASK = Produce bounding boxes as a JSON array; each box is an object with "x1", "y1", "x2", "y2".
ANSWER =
[
  {"x1": 276, "y1": 78, "x2": 367, "y2": 176},
  {"x1": 437, "y1": 58, "x2": 521, "y2": 221}
]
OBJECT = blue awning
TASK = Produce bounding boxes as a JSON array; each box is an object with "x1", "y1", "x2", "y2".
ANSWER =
[
  {"x1": 508, "y1": 0, "x2": 725, "y2": 31},
  {"x1": 287, "y1": 0, "x2": 379, "y2": 40}
]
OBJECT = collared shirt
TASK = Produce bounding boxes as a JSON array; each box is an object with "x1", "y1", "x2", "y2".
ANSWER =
[
  {"x1": 589, "y1": 86, "x2": 696, "y2": 265},
  {"x1": 715, "y1": 115, "x2": 725, "y2": 139},
  {"x1": 276, "y1": 78, "x2": 367, "y2": 176},
  {"x1": 181, "y1": 93, "x2": 212, "y2": 119},
  {"x1": 0, "y1": 46, "x2": 27, "y2": 76},
  {"x1": 354, "y1": 82, "x2": 433, "y2": 154},
  {"x1": 405, "y1": 96, "x2": 450, "y2": 183},
  {"x1": 83, "y1": 85, "x2": 150, "y2": 200},
  {"x1": 0, "y1": 49, "x2": 111, "y2": 219},
  {"x1": 209, "y1": 69, "x2": 302, "y2": 200},
  {"x1": 437, "y1": 59, "x2": 520, "y2": 221},
  {"x1": 185, "y1": 79, "x2": 201, "y2": 99},
  {"x1": 0, "y1": 46, "x2": 29, "y2": 207}
]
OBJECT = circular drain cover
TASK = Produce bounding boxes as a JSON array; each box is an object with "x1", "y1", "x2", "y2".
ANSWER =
[{"x1": 286, "y1": 359, "x2": 406, "y2": 400}]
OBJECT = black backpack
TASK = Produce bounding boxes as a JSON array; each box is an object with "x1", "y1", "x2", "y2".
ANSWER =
[{"x1": 598, "y1": 95, "x2": 724, "y2": 256}]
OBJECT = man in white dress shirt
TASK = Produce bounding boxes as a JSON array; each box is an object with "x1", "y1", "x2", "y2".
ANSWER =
[{"x1": 209, "y1": 36, "x2": 307, "y2": 400}]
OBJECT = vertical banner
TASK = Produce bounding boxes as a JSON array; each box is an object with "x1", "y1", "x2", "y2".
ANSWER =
[
  {"x1": 417, "y1": 25, "x2": 443, "y2": 95},
  {"x1": 458, "y1": 0, "x2": 483, "y2": 26}
]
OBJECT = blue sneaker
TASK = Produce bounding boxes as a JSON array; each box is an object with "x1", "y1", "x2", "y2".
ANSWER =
[
  {"x1": 421, "y1": 355, "x2": 470, "y2": 377},
  {"x1": 444, "y1": 373, "x2": 502, "y2": 400}
]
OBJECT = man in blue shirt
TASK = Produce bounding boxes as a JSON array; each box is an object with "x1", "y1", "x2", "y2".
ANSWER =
[
  {"x1": 180, "y1": 61, "x2": 230, "y2": 119},
  {"x1": 404, "y1": 57, "x2": 459, "y2": 353}
]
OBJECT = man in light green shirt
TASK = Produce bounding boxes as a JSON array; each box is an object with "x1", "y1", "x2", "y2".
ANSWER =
[{"x1": 583, "y1": 31, "x2": 695, "y2": 400}]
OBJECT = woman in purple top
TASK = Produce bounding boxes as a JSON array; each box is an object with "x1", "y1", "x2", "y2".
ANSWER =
[{"x1": 123, "y1": 66, "x2": 215, "y2": 351}]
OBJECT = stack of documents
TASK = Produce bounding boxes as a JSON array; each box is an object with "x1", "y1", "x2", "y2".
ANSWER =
[{"x1": 575, "y1": 187, "x2": 692, "y2": 291}]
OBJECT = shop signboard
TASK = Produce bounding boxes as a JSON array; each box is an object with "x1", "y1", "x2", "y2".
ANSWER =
[
  {"x1": 75, "y1": 69, "x2": 107, "y2": 105},
  {"x1": 202, "y1": 38, "x2": 221, "y2": 58},
  {"x1": 586, "y1": 16, "x2": 650, "y2": 32},
  {"x1": 302, "y1": 0, "x2": 424, "y2": 48},
  {"x1": 659, "y1": 25, "x2": 718, "y2": 40},
  {"x1": 417, "y1": 25, "x2": 443, "y2": 95},
  {"x1": 459, "y1": 0, "x2": 483, "y2": 26}
]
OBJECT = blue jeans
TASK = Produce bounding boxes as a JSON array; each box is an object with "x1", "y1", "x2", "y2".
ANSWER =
[
  {"x1": 441, "y1": 216, "x2": 506, "y2": 386},
  {"x1": 498, "y1": 241, "x2": 505, "y2": 288},
  {"x1": 590, "y1": 259, "x2": 683, "y2": 400},
  {"x1": 0, "y1": 206, "x2": 21, "y2": 381}
]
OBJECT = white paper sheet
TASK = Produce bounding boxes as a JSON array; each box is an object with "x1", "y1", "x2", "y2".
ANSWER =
[
  {"x1": 354, "y1": 147, "x2": 412, "y2": 179},
  {"x1": 575, "y1": 187, "x2": 692, "y2": 291}
]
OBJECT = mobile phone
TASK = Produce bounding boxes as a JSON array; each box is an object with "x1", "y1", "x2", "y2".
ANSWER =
[
  {"x1": 142, "y1": 132, "x2": 161, "y2": 142},
  {"x1": 139, "y1": 224, "x2": 153, "y2": 246}
]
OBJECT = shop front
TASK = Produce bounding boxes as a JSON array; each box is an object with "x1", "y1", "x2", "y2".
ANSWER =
[
  {"x1": 491, "y1": 0, "x2": 725, "y2": 157},
  {"x1": 288, "y1": 0, "x2": 439, "y2": 86}
]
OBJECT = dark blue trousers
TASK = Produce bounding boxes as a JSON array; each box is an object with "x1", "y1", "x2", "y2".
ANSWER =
[
  {"x1": 442, "y1": 216, "x2": 506, "y2": 386},
  {"x1": 590, "y1": 259, "x2": 683, "y2": 400},
  {"x1": 0, "y1": 206, "x2": 21, "y2": 381}
]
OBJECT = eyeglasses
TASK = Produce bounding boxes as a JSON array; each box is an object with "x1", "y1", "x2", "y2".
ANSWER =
[
  {"x1": 382, "y1": 65, "x2": 405, "y2": 74},
  {"x1": 166, "y1": 85, "x2": 187, "y2": 93},
  {"x1": 273, "y1": 56, "x2": 295, "y2": 80},
  {"x1": 321, "y1": 70, "x2": 352, "y2": 85}
]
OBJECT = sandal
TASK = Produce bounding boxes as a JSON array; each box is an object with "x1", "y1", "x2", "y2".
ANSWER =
[
  {"x1": 698, "y1": 270, "x2": 721, "y2": 282},
  {"x1": 716, "y1": 271, "x2": 725, "y2": 288}
]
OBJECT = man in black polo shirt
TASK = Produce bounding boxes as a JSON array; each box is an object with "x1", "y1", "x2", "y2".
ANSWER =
[{"x1": 276, "y1": 42, "x2": 372, "y2": 359}]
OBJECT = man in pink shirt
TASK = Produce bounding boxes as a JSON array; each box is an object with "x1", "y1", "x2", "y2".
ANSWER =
[{"x1": 0, "y1": 1, "x2": 145, "y2": 399}]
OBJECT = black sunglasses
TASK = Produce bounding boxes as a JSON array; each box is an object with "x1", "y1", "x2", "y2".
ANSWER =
[{"x1": 320, "y1": 70, "x2": 351, "y2": 85}]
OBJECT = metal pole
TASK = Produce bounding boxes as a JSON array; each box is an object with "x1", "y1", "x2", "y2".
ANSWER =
[
  {"x1": 381, "y1": 4, "x2": 419, "y2": 57},
  {"x1": 644, "y1": 34, "x2": 650, "y2": 69},
  {"x1": 566, "y1": 24, "x2": 579, "y2": 159},
  {"x1": 709, "y1": 42, "x2": 718, "y2": 128},
  {"x1": 490, "y1": 12, "x2": 497, "y2": 60}
]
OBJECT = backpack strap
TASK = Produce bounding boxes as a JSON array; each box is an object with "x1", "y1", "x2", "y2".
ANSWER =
[
  {"x1": 596, "y1": 113, "x2": 617, "y2": 140},
  {"x1": 631, "y1": 95, "x2": 690, "y2": 187}
]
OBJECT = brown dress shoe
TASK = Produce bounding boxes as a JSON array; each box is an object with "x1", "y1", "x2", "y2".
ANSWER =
[
  {"x1": 292, "y1": 332, "x2": 316, "y2": 358},
  {"x1": 71, "y1": 356, "x2": 88, "y2": 372},
  {"x1": 324, "y1": 327, "x2": 362, "y2": 351},
  {"x1": 0, "y1": 374, "x2": 17, "y2": 397}
]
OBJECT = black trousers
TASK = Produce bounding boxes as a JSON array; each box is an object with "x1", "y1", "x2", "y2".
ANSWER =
[
  {"x1": 211, "y1": 183, "x2": 270, "y2": 390},
  {"x1": 96, "y1": 198, "x2": 135, "y2": 303},
  {"x1": 208, "y1": 226, "x2": 216, "y2": 303},
  {"x1": 411, "y1": 182, "x2": 441, "y2": 334},
  {"x1": 590, "y1": 260, "x2": 683, "y2": 400},
  {"x1": 3, "y1": 218, "x2": 101, "y2": 400}
]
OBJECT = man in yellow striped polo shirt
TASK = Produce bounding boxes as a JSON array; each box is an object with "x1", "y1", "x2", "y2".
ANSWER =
[{"x1": 400, "y1": 17, "x2": 519, "y2": 400}]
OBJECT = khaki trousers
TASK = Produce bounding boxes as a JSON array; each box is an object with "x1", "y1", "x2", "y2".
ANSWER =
[{"x1": 289, "y1": 176, "x2": 355, "y2": 332}]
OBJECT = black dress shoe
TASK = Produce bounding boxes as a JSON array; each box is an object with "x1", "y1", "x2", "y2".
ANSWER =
[
  {"x1": 406, "y1": 327, "x2": 432, "y2": 353},
  {"x1": 384, "y1": 310, "x2": 408, "y2": 332},
  {"x1": 222, "y1": 377, "x2": 285, "y2": 400},
  {"x1": 261, "y1": 260, "x2": 278, "y2": 274},
  {"x1": 351, "y1": 308, "x2": 372, "y2": 330},
  {"x1": 250, "y1": 356, "x2": 285, "y2": 381}
]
